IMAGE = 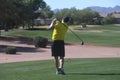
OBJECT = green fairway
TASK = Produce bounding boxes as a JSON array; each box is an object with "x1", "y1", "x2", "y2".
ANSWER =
[
  {"x1": 0, "y1": 58, "x2": 120, "y2": 80},
  {"x1": 66, "y1": 25, "x2": 120, "y2": 47},
  {"x1": 1, "y1": 24, "x2": 120, "y2": 47}
]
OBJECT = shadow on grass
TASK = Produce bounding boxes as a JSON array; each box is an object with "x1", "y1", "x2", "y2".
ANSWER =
[
  {"x1": 67, "y1": 72, "x2": 120, "y2": 75},
  {"x1": 0, "y1": 45, "x2": 45, "y2": 54},
  {"x1": 0, "y1": 36, "x2": 33, "y2": 45},
  {"x1": 26, "y1": 28, "x2": 48, "y2": 31}
]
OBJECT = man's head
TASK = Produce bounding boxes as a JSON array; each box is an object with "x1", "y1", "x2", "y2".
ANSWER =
[{"x1": 62, "y1": 17, "x2": 70, "y2": 23}]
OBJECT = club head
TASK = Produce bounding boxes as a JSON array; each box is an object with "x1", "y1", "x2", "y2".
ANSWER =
[{"x1": 81, "y1": 42, "x2": 84, "y2": 45}]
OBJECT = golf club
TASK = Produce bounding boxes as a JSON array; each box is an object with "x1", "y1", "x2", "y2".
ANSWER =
[
  {"x1": 54, "y1": 18, "x2": 84, "y2": 45},
  {"x1": 68, "y1": 27, "x2": 84, "y2": 45}
]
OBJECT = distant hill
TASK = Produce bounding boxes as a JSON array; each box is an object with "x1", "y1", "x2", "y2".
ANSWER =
[
  {"x1": 89, "y1": 5, "x2": 120, "y2": 13},
  {"x1": 53, "y1": 5, "x2": 120, "y2": 13},
  {"x1": 53, "y1": 9, "x2": 61, "y2": 13}
]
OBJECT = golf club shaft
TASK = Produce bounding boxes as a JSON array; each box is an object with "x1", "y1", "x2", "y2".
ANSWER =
[{"x1": 68, "y1": 28, "x2": 84, "y2": 42}]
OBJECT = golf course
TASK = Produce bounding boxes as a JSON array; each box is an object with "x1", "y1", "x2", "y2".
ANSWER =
[
  {"x1": 0, "y1": 24, "x2": 120, "y2": 80},
  {"x1": 1, "y1": 0, "x2": 120, "y2": 80}
]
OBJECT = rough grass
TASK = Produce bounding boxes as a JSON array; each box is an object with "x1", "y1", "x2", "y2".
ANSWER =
[{"x1": 0, "y1": 58, "x2": 120, "y2": 80}]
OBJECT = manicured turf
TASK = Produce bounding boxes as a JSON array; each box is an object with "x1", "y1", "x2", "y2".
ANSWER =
[
  {"x1": 0, "y1": 58, "x2": 120, "y2": 80},
  {"x1": 1, "y1": 25, "x2": 120, "y2": 47},
  {"x1": 66, "y1": 25, "x2": 120, "y2": 47}
]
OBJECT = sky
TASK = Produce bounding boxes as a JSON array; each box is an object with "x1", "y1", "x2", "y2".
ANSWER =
[{"x1": 44, "y1": 0, "x2": 120, "y2": 10}]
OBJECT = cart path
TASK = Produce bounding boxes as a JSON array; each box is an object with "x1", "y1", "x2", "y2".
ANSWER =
[{"x1": 0, "y1": 41, "x2": 120, "y2": 63}]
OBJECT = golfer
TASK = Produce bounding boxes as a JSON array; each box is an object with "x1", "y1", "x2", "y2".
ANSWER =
[{"x1": 49, "y1": 17, "x2": 70, "y2": 75}]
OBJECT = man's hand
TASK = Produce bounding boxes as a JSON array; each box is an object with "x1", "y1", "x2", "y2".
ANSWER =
[{"x1": 53, "y1": 18, "x2": 57, "y2": 22}]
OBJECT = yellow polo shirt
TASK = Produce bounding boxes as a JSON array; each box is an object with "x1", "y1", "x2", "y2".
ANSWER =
[{"x1": 52, "y1": 22, "x2": 68, "y2": 40}]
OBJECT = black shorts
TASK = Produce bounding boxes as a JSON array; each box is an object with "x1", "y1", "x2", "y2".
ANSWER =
[{"x1": 51, "y1": 40, "x2": 65, "y2": 57}]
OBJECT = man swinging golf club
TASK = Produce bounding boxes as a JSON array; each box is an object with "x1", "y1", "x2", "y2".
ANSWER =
[{"x1": 49, "y1": 17, "x2": 70, "y2": 75}]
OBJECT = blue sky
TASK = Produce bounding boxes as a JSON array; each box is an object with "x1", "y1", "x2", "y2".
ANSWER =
[{"x1": 44, "y1": 0, "x2": 120, "y2": 10}]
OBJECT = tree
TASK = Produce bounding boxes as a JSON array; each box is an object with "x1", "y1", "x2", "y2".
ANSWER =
[
  {"x1": 40, "y1": 6, "x2": 53, "y2": 19},
  {"x1": 21, "y1": 0, "x2": 47, "y2": 28},
  {"x1": 53, "y1": 7, "x2": 100, "y2": 25},
  {"x1": 0, "y1": 0, "x2": 48, "y2": 30},
  {"x1": 78, "y1": 8, "x2": 99, "y2": 24},
  {"x1": 103, "y1": 14, "x2": 117, "y2": 24},
  {"x1": 0, "y1": 0, "x2": 19, "y2": 31}
]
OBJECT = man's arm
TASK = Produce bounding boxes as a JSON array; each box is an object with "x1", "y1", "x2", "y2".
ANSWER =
[{"x1": 48, "y1": 18, "x2": 57, "y2": 30}]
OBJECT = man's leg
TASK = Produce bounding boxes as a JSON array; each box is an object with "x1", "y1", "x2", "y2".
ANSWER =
[
  {"x1": 54, "y1": 56, "x2": 59, "y2": 71},
  {"x1": 59, "y1": 56, "x2": 64, "y2": 68},
  {"x1": 59, "y1": 56, "x2": 66, "y2": 75}
]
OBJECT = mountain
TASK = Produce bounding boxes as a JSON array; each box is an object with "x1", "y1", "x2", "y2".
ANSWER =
[
  {"x1": 53, "y1": 9, "x2": 61, "y2": 13},
  {"x1": 89, "y1": 5, "x2": 120, "y2": 13},
  {"x1": 53, "y1": 5, "x2": 120, "y2": 13}
]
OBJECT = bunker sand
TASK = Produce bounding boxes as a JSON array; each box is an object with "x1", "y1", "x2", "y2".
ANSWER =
[{"x1": 0, "y1": 40, "x2": 120, "y2": 63}]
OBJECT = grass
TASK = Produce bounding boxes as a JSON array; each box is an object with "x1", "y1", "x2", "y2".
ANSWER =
[
  {"x1": 66, "y1": 25, "x2": 120, "y2": 47},
  {"x1": 1, "y1": 29, "x2": 52, "y2": 40},
  {"x1": 0, "y1": 58, "x2": 120, "y2": 80},
  {"x1": 1, "y1": 24, "x2": 120, "y2": 47},
  {"x1": 1, "y1": 25, "x2": 120, "y2": 80}
]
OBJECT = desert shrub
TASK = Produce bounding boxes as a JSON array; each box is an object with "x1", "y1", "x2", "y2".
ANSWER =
[
  {"x1": 33, "y1": 36, "x2": 48, "y2": 48},
  {"x1": 5, "y1": 47, "x2": 17, "y2": 54}
]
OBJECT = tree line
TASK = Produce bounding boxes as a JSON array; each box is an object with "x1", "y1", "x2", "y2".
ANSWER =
[
  {"x1": 54, "y1": 7, "x2": 100, "y2": 25},
  {"x1": 0, "y1": 0, "x2": 53, "y2": 31},
  {"x1": 54, "y1": 8, "x2": 117, "y2": 25},
  {"x1": 0, "y1": 0, "x2": 117, "y2": 31}
]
